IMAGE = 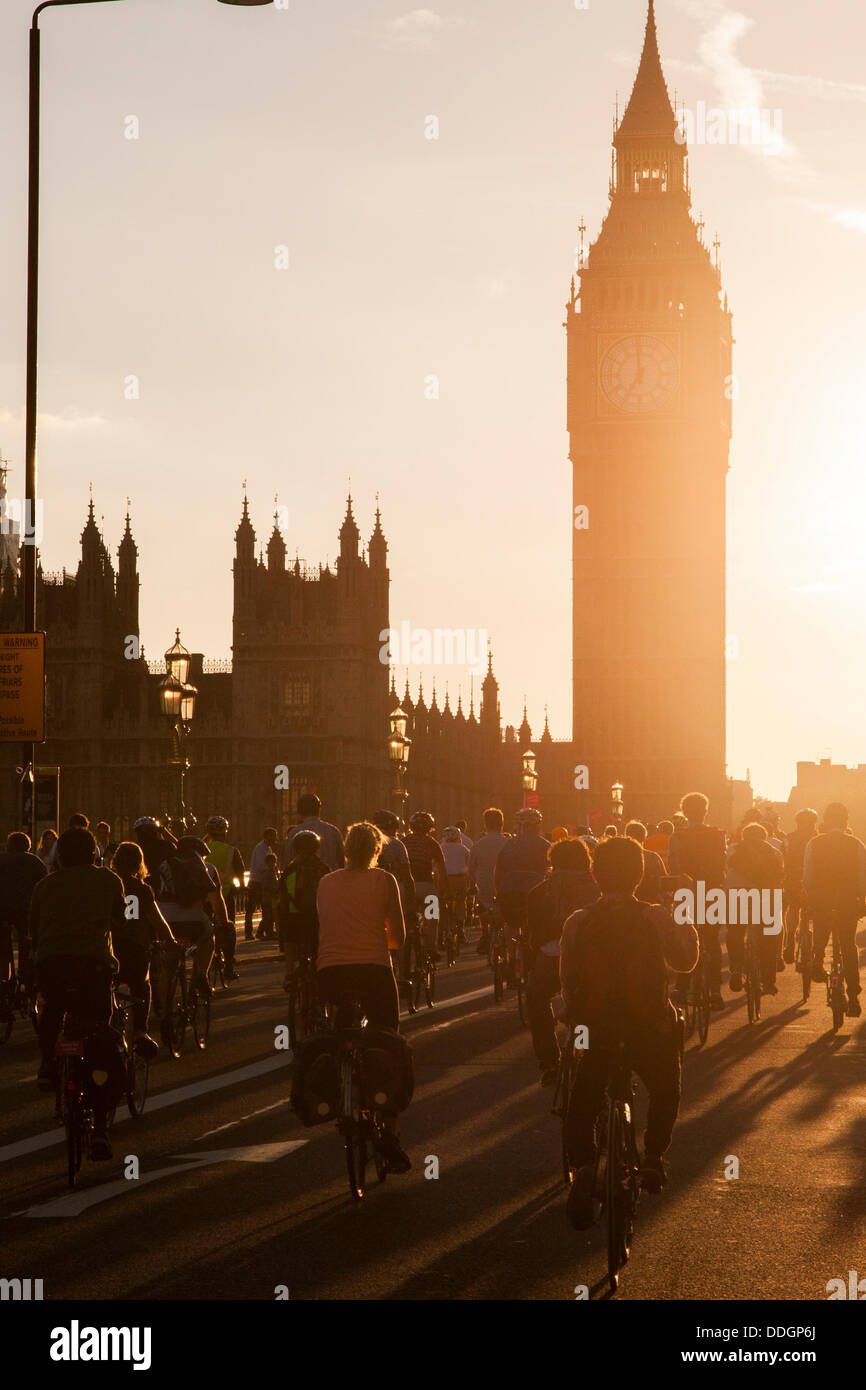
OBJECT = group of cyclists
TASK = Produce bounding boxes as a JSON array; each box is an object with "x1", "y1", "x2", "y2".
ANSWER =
[{"x1": 1, "y1": 786, "x2": 863, "y2": 1217}]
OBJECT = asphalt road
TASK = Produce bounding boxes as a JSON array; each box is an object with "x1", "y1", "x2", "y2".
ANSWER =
[{"x1": 3, "y1": 926, "x2": 866, "y2": 1302}]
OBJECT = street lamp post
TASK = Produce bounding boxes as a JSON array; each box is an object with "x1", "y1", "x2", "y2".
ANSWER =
[
  {"x1": 22, "y1": 0, "x2": 270, "y2": 827},
  {"x1": 611, "y1": 781, "x2": 624, "y2": 829},
  {"x1": 158, "y1": 631, "x2": 198, "y2": 832},
  {"x1": 388, "y1": 705, "x2": 411, "y2": 820},
  {"x1": 522, "y1": 748, "x2": 538, "y2": 808}
]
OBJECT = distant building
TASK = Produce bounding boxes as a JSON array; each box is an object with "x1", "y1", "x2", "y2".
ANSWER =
[{"x1": 786, "y1": 760, "x2": 866, "y2": 839}]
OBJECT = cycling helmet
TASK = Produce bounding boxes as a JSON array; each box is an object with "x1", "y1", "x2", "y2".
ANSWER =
[
  {"x1": 206, "y1": 815, "x2": 228, "y2": 835},
  {"x1": 442, "y1": 826, "x2": 461, "y2": 842},
  {"x1": 371, "y1": 809, "x2": 399, "y2": 836},
  {"x1": 795, "y1": 807, "x2": 818, "y2": 824},
  {"x1": 290, "y1": 830, "x2": 322, "y2": 855},
  {"x1": 515, "y1": 807, "x2": 543, "y2": 825},
  {"x1": 178, "y1": 835, "x2": 208, "y2": 857},
  {"x1": 409, "y1": 811, "x2": 435, "y2": 832},
  {"x1": 133, "y1": 816, "x2": 159, "y2": 831}
]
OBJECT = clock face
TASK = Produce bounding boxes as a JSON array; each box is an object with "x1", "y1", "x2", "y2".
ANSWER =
[{"x1": 600, "y1": 335, "x2": 679, "y2": 414}]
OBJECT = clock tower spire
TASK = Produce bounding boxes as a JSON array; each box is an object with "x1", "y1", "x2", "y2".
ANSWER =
[{"x1": 566, "y1": 0, "x2": 733, "y2": 825}]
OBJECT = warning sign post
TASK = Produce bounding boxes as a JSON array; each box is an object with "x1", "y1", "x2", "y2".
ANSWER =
[{"x1": 0, "y1": 632, "x2": 45, "y2": 743}]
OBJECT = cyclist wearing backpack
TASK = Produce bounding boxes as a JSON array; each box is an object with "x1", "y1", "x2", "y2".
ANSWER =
[
  {"x1": 279, "y1": 830, "x2": 330, "y2": 983},
  {"x1": 803, "y1": 802, "x2": 866, "y2": 1016},
  {"x1": 668, "y1": 792, "x2": 727, "y2": 1009},
  {"x1": 526, "y1": 837, "x2": 598, "y2": 1086},
  {"x1": 157, "y1": 837, "x2": 224, "y2": 995},
  {"x1": 560, "y1": 835, "x2": 697, "y2": 1230},
  {"x1": 204, "y1": 816, "x2": 244, "y2": 977}
]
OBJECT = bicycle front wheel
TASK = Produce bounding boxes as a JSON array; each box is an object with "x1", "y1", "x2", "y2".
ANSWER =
[
  {"x1": 345, "y1": 1123, "x2": 367, "y2": 1200},
  {"x1": 606, "y1": 1101, "x2": 637, "y2": 1293},
  {"x1": 127, "y1": 1048, "x2": 149, "y2": 1117},
  {"x1": 492, "y1": 952, "x2": 504, "y2": 1003}
]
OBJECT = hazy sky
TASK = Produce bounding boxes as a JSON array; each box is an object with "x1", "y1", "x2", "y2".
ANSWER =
[{"x1": 1, "y1": 0, "x2": 864, "y2": 800}]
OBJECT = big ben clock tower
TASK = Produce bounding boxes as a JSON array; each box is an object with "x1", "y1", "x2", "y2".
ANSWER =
[{"x1": 567, "y1": 0, "x2": 732, "y2": 826}]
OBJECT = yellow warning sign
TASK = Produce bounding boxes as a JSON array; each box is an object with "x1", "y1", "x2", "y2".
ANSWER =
[{"x1": 0, "y1": 632, "x2": 45, "y2": 742}]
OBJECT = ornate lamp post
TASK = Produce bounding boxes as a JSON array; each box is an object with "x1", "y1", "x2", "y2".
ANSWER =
[
  {"x1": 388, "y1": 705, "x2": 411, "y2": 820},
  {"x1": 522, "y1": 748, "x2": 538, "y2": 808},
  {"x1": 611, "y1": 780, "x2": 624, "y2": 829},
  {"x1": 158, "y1": 630, "x2": 198, "y2": 831}
]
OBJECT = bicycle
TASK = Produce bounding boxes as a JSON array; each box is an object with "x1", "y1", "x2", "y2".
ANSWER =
[
  {"x1": 208, "y1": 938, "x2": 228, "y2": 992},
  {"x1": 326, "y1": 997, "x2": 391, "y2": 1201},
  {"x1": 597, "y1": 1040, "x2": 642, "y2": 1295},
  {"x1": 110, "y1": 984, "x2": 149, "y2": 1119},
  {"x1": 744, "y1": 927, "x2": 762, "y2": 1024},
  {"x1": 406, "y1": 921, "x2": 436, "y2": 1013},
  {"x1": 487, "y1": 908, "x2": 507, "y2": 1003},
  {"x1": 157, "y1": 939, "x2": 211, "y2": 1059},
  {"x1": 684, "y1": 924, "x2": 711, "y2": 1046},
  {"x1": 550, "y1": 1001, "x2": 577, "y2": 1186},
  {"x1": 285, "y1": 953, "x2": 322, "y2": 1049},
  {"x1": 440, "y1": 898, "x2": 459, "y2": 968},
  {"x1": 827, "y1": 929, "x2": 846, "y2": 1033},
  {"x1": 0, "y1": 968, "x2": 35, "y2": 1045},
  {"x1": 51, "y1": 986, "x2": 106, "y2": 1190},
  {"x1": 794, "y1": 909, "x2": 812, "y2": 1004}
]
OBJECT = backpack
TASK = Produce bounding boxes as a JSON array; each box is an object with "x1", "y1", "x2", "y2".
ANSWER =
[
  {"x1": 572, "y1": 899, "x2": 669, "y2": 1035},
  {"x1": 160, "y1": 854, "x2": 213, "y2": 909},
  {"x1": 290, "y1": 1028, "x2": 414, "y2": 1127}
]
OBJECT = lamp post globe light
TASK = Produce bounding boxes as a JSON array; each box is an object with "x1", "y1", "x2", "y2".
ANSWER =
[
  {"x1": 22, "y1": 0, "x2": 270, "y2": 827},
  {"x1": 388, "y1": 705, "x2": 411, "y2": 819},
  {"x1": 158, "y1": 630, "x2": 198, "y2": 831},
  {"x1": 522, "y1": 748, "x2": 538, "y2": 809},
  {"x1": 611, "y1": 780, "x2": 624, "y2": 826}
]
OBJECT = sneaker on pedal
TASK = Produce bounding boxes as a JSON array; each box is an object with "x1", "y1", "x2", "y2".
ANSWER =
[
  {"x1": 640, "y1": 1152, "x2": 668, "y2": 1193},
  {"x1": 225, "y1": 966, "x2": 240, "y2": 981},
  {"x1": 566, "y1": 1162, "x2": 597, "y2": 1231},
  {"x1": 134, "y1": 1032, "x2": 159, "y2": 1058},
  {"x1": 811, "y1": 964, "x2": 827, "y2": 983},
  {"x1": 728, "y1": 972, "x2": 743, "y2": 992},
  {"x1": 846, "y1": 996, "x2": 862, "y2": 1018},
  {"x1": 379, "y1": 1132, "x2": 411, "y2": 1174}
]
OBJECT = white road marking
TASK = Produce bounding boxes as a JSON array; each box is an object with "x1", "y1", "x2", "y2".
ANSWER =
[
  {"x1": 13, "y1": 1141, "x2": 306, "y2": 1218},
  {"x1": 197, "y1": 1099, "x2": 287, "y2": 1140},
  {"x1": 1, "y1": 979, "x2": 494, "y2": 1166},
  {"x1": 0, "y1": 1054, "x2": 292, "y2": 1164}
]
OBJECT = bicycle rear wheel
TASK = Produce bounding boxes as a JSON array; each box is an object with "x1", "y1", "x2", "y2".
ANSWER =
[
  {"x1": 746, "y1": 946, "x2": 761, "y2": 1024},
  {"x1": 192, "y1": 988, "x2": 210, "y2": 1048},
  {"x1": 492, "y1": 951, "x2": 504, "y2": 1003},
  {"x1": 796, "y1": 928, "x2": 811, "y2": 1003},
  {"x1": 345, "y1": 1123, "x2": 367, "y2": 1200},
  {"x1": 60, "y1": 1065, "x2": 82, "y2": 1190},
  {"x1": 287, "y1": 978, "x2": 303, "y2": 1050},
  {"x1": 127, "y1": 1047, "x2": 149, "y2": 1117},
  {"x1": 606, "y1": 1101, "x2": 637, "y2": 1293},
  {"x1": 424, "y1": 961, "x2": 436, "y2": 1008},
  {"x1": 208, "y1": 951, "x2": 227, "y2": 992},
  {"x1": 696, "y1": 960, "x2": 711, "y2": 1046},
  {"x1": 163, "y1": 972, "x2": 186, "y2": 1059}
]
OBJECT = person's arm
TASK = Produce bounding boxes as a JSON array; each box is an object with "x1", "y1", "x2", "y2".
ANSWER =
[
  {"x1": 146, "y1": 892, "x2": 177, "y2": 945},
  {"x1": 232, "y1": 849, "x2": 245, "y2": 880},
  {"x1": 384, "y1": 873, "x2": 406, "y2": 951},
  {"x1": 857, "y1": 840, "x2": 866, "y2": 903},
  {"x1": 333, "y1": 829, "x2": 345, "y2": 869},
  {"x1": 559, "y1": 918, "x2": 579, "y2": 1019}
]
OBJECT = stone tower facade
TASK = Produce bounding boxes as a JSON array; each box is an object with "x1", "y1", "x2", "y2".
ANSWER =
[{"x1": 566, "y1": 0, "x2": 732, "y2": 826}]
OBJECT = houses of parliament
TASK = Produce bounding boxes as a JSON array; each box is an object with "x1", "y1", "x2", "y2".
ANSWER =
[{"x1": 0, "y1": 1, "x2": 741, "y2": 848}]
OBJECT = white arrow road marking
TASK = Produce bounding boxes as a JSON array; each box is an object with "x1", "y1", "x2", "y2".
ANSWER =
[{"x1": 13, "y1": 1140, "x2": 307, "y2": 1218}]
